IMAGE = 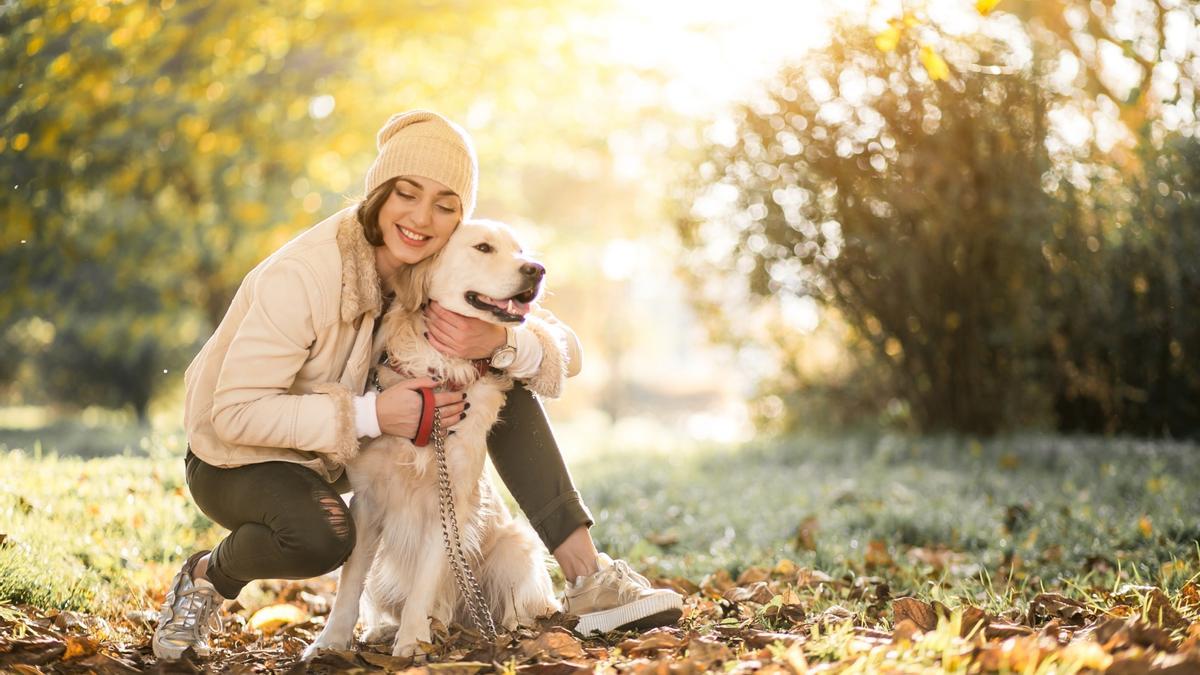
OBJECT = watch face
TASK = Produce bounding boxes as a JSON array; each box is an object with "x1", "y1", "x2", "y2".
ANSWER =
[{"x1": 492, "y1": 348, "x2": 516, "y2": 368}]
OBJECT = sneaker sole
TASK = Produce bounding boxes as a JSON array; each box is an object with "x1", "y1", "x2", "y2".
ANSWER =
[
  {"x1": 574, "y1": 594, "x2": 684, "y2": 635},
  {"x1": 152, "y1": 640, "x2": 209, "y2": 661}
]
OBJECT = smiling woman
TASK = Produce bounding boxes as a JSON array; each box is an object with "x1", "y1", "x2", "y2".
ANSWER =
[{"x1": 151, "y1": 109, "x2": 682, "y2": 661}]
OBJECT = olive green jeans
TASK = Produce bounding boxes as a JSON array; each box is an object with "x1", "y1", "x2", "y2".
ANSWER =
[{"x1": 185, "y1": 382, "x2": 594, "y2": 599}]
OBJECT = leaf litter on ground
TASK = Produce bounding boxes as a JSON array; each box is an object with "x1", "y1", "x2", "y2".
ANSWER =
[{"x1": 5, "y1": 559, "x2": 1200, "y2": 673}]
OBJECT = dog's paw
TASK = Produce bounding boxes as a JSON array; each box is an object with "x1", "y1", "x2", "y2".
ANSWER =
[
  {"x1": 390, "y1": 635, "x2": 428, "y2": 659},
  {"x1": 361, "y1": 623, "x2": 399, "y2": 644},
  {"x1": 302, "y1": 634, "x2": 353, "y2": 661}
]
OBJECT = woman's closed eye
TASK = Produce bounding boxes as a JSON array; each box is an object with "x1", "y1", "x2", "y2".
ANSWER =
[
  {"x1": 395, "y1": 189, "x2": 416, "y2": 200},
  {"x1": 436, "y1": 203, "x2": 456, "y2": 214}
]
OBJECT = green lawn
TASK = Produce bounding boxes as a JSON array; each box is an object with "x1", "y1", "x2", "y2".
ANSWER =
[{"x1": 2, "y1": 429, "x2": 1198, "y2": 620}]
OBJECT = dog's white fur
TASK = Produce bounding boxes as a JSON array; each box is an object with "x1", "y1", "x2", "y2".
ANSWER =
[{"x1": 304, "y1": 220, "x2": 559, "y2": 659}]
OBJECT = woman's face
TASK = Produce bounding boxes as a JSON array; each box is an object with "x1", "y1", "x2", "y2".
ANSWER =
[{"x1": 376, "y1": 176, "x2": 462, "y2": 269}]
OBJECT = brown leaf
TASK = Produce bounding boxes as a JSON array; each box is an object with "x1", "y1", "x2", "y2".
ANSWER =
[
  {"x1": 518, "y1": 661, "x2": 592, "y2": 675},
  {"x1": 892, "y1": 597, "x2": 938, "y2": 632},
  {"x1": 1143, "y1": 588, "x2": 1188, "y2": 632},
  {"x1": 701, "y1": 569, "x2": 736, "y2": 596},
  {"x1": 1105, "y1": 654, "x2": 1157, "y2": 675},
  {"x1": 724, "y1": 581, "x2": 774, "y2": 605},
  {"x1": 815, "y1": 605, "x2": 856, "y2": 627},
  {"x1": 794, "y1": 568, "x2": 834, "y2": 590},
  {"x1": 1126, "y1": 621, "x2": 1174, "y2": 651},
  {"x1": 654, "y1": 577, "x2": 700, "y2": 596},
  {"x1": 62, "y1": 634, "x2": 99, "y2": 660},
  {"x1": 1181, "y1": 582, "x2": 1200, "y2": 608},
  {"x1": 763, "y1": 602, "x2": 806, "y2": 625},
  {"x1": 358, "y1": 651, "x2": 418, "y2": 670},
  {"x1": 864, "y1": 540, "x2": 893, "y2": 569},
  {"x1": 686, "y1": 637, "x2": 733, "y2": 667},
  {"x1": 960, "y1": 606, "x2": 990, "y2": 638},
  {"x1": 983, "y1": 622, "x2": 1034, "y2": 640},
  {"x1": 737, "y1": 566, "x2": 771, "y2": 586},
  {"x1": 520, "y1": 627, "x2": 585, "y2": 661},
  {"x1": 891, "y1": 618, "x2": 921, "y2": 643},
  {"x1": 792, "y1": 517, "x2": 818, "y2": 552},
  {"x1": 1028, "y1": 593, "x2": 1091, "y2": 627},
  {"x1": 618, "y1": 627, "x2": 687, "y2": 656},
  {"x1": 740, "y1": 629, "x2": 803, "y2": 648}
]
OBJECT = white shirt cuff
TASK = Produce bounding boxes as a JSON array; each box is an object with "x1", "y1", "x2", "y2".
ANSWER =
[
  {"x1": 504, "y1": 325, "x2": 544, "y2": 379},
  {"x1": 353, "y1": 391, "x2": 382, "y2": 439}
]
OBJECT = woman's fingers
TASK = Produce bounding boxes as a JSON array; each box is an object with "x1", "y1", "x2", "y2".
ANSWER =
[{"x1": 425, "y1": 320, "x2": 462, "y2": 353}]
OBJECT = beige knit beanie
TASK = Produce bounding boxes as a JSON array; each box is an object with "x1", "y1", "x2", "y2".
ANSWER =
[{"x1": 364, "y1": 110, "x2": 478, "y2": 218}]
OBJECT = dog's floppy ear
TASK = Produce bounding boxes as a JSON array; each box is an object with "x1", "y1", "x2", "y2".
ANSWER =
[{"x1": 387, "y1": 249, "x2": 440, "y2": 314}]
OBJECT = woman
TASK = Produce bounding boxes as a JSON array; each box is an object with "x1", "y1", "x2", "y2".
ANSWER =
[{"x1": 152, "y1": 111, "x2": 682, "y2": 661}]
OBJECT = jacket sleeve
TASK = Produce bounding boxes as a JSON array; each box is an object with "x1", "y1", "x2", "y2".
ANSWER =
[
  {"x1": 209, "y1": 259, "x2": 359, "y2": 465},
  {"x1": 518, "y1": 307, "x2": 583, "y2": 399}
]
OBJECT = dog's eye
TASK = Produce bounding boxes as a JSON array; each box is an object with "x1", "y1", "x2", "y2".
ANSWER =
[{"x1": 474, "y1": 243, "x2": 494, "y2": 253}]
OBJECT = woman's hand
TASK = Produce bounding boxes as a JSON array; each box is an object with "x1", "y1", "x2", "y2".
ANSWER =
[
  {"x1": 375, "y1": 377, "x2": 468, "y2": 438},
  {"x1": 424, "y1": 301, "x2": 506, "y2": 360}
]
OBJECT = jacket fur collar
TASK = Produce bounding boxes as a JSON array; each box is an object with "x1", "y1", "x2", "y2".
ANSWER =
[{"x1": 335, "y1": 209, "x2": 383, "y2": 324}]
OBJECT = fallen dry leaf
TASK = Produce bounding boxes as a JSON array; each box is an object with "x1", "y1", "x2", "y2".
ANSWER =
[
  {"x1": 891, "y1": 618, "x2": 921, "y2": 643},
  {"x1": 247, "y1": 603, "x2": 308, "y2": 634},
  {"x1": 864, "y1": 540, "x2": 893, "y2": 569},
  {"x1": 1028, "y1": 593, "x2": 1091, "y2": 627},
  {"x1": 792, "y1": 517, "x2": 819, "y2": 552},
  {"x1": 520, "y1": 627, "x2": 585, "y2": 661},
  {"x1": 892, "y1": 597, "x2": 939, "y2": 632},
  {"x1": 736, "y1": 566, "x2": 771, "y2": 586},
  {"x1": 686, "y1": 636, "x2": 734, "y2": 667}
]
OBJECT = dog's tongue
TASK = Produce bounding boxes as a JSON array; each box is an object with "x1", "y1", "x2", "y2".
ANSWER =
[{"x1": 479, "y1": 294, "x2": 532, "y2": 317}]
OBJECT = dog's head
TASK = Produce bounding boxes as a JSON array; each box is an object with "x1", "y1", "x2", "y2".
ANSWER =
[{"x1": 427, "y1": 219, "x2": 544, "y2": 324}]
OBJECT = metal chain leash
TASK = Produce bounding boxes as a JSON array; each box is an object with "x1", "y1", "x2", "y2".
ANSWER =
[{"x1": 431, "y1": 407, "x2": 499, "y2": 640}]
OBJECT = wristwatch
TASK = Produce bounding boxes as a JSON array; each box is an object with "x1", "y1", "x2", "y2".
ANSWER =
[{"x1": 489, "y1": 326, "x2": 518, "y2": 369}]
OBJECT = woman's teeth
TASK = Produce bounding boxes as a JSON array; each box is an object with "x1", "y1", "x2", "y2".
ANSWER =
[{"x1": 397, "y1": 225, "x2": 430, "y2": 242}]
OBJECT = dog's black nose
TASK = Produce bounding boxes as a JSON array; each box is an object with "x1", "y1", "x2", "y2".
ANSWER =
[{"x1": 520, "y1": 262, "x2": 545, "y2": 279}]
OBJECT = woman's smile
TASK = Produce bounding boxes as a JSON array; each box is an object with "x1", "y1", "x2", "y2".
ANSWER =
[{"x1": 396, "y1": 223, "x2": 432, "y2": 245}]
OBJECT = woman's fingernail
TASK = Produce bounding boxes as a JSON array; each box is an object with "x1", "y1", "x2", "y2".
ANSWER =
[
  {"x1": 464, "y1": 402, "x2": 471, "y2": 410},
  {"x1": 423, "y1": 332, "x2": 429, "y2": 339}
]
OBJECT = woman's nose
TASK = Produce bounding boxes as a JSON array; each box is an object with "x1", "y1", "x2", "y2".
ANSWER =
[{"x1": 411, "y1": 201, "x2": 433, "y2": 226}]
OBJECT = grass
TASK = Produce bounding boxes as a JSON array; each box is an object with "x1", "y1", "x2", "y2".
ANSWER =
[{"x1": 1, "y1": 426, "x2": 1198, "y2": 624}]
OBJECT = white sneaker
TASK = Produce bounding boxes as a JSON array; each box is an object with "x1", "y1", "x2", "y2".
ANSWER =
[
  {"x1": 563, "y1": 553, "x2": 683, "y2": 635},
  {"x1": 152, "y1": 551, "x2": 224, "y2": 660}
]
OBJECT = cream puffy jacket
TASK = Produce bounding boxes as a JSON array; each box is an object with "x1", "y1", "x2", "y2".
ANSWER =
[{"x1": 183, "y1": 207, "x2": 582, "y2": 483}]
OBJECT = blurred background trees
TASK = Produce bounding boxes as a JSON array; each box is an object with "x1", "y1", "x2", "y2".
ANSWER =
[
  {"x1": 1, "y1": 0, "x2": 1197, "y2": 441},
  {"x1": 678, "y1": 0, "x2": 1200, "y2": 437}
]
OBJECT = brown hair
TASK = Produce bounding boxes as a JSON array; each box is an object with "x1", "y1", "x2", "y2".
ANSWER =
[
  {"x1": 355, "y1": 177, "x2": 395, "y2": 246},
  {"x1": 354, "y1": 176, "x2": 450, "y2": 315}
]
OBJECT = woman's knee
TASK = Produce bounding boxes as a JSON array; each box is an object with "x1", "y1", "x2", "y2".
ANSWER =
[{"x1": 277, "y1": 494, "x2": 357, "y2": 576}]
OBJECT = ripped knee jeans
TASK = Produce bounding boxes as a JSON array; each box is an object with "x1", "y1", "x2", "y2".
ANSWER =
[
  {"x1": 184, "y1": 383, "x2": 594, "y2": 600},
  {"x1": 184, "y1": 450, "x2": 356, "y2": 599}
]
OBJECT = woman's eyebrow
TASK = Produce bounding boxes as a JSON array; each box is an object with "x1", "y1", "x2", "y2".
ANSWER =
[{"x1": 397, "y1": 177, "x2": 458, "y2": 198}]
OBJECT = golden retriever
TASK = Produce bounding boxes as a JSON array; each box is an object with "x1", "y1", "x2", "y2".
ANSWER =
[{"x1": 304, "y1": 219, "x2": 559, "y2": 659}]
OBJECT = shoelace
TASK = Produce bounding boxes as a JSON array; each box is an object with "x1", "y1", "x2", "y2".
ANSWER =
[
  {"x1": 585, "y1": 559, "x2": 652, "y2": 603},
  {"x1": 161, "y1": 585, "x2": 223, "y2": 642},
  {"x1": 609, "y1": 559, "x2": 652, "y2": 588}
]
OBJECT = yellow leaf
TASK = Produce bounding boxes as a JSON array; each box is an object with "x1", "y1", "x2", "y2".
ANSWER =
[
  {"x1": 920, "y1": 45, "x2": 951, "y2": 81},
  {"x1": 772, "y1": 559, "x2": 798, "y2": 577},
  {"x1": 976, "y1": 0, "x2": 1002, "y2": 15},
  {"x1": 1139, "y1": 516, "x2": 1153, "y2": 537},
  {"x1": 875, "y1": 26, "x2": 901, "y2": 52},
  {"x1": 248, "y1": 603, "x2": 308, "y2": 633}
]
